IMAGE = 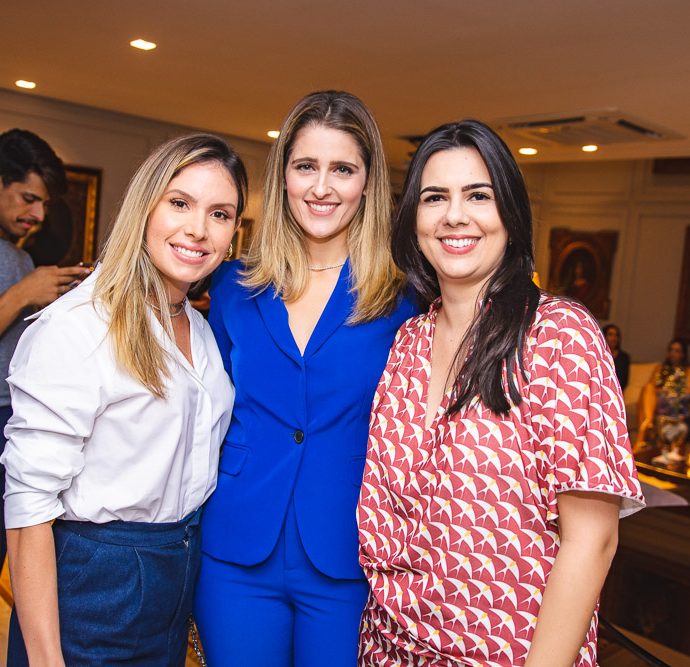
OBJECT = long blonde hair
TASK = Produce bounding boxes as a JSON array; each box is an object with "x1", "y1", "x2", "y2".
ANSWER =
[
  {"x1": 94, "y1": 134, "x2": 247, "y2": 397},
  {"x1": 242, "y1": 90, "x2": 404, "y2": 323}
]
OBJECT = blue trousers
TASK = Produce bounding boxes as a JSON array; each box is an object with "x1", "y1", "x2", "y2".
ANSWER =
[
  {"x1": 7, "y1": 510, "x2": 201, "y2": 666},
  {"x1": 194, "y1": 500, "x2": 369, "y2": 666},
  {"x1": 0, "y1": 405, "x2": 12, "y2": 565}
]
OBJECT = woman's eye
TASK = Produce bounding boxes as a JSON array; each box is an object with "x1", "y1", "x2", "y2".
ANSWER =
[
  {"x1": 335, "y1": 165, "x2": 353, "y2": 175},
  {"x1": 211, "y1": 210, "x2": 232, "y2": 222},
  {"x1": 422, "y1": 194, "x2": 445, "y2": 204},
  {"x1": 295, "y1": 163, "x2": 314, "y2": 172},
  {"x1": 468, "y1": 191, "x2": 492, "y2": 201},
  {"x1": 170, "y1": 198, "x2": 188, "y2": 209}
]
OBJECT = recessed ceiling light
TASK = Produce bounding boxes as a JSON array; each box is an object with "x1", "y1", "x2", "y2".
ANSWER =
[
  {"x1": 581, "y1": 144, "x2": 599, "y2": 153},
  {"x1": 15, "y1": 80, "x2": 36, "y2": 90},
  {"x1": 518, "y1": 147, "x2": 538, "y2": 156},
  {"x1": 130, "y1": 38, "x2": 156, "y2": 51},
  {"x1": 267, "y1": 130, "x2": 280, "y2": 139}
]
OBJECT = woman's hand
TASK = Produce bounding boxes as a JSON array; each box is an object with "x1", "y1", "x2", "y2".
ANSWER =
[
  {"x1": 524, "y1": 490, "x2": 620, "y2": 667},
  {"x1": 7, "y1": 523, "x2": 65, "y2": 666}
]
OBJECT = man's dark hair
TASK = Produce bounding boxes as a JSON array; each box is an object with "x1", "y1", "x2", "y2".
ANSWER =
[{"x1": 0, "y1": 128, "x2": 67, "y2": 196}]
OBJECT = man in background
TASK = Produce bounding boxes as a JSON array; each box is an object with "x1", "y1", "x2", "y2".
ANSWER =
[{"x1": 0, "y1": 128, "x2": 89, "y2": 563}]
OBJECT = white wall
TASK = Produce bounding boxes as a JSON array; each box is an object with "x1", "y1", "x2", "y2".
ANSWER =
[
  {"x1": 0, "y1": 89, "x2": 271, "y2": 246},
  {"x1": 523, "y1": 159, "x2": 690, "y2": 363}
]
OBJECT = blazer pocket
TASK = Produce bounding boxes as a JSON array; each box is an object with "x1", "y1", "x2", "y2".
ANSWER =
[
  {"x1": 219, "y1": 444, "x2": 249, "y2": 476},
  {"x1": 350, "y1": 455, "x2": 367, "y2": 487}
]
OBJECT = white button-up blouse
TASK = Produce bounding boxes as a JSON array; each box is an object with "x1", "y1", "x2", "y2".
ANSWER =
[{"x1": 1, "y1": 270, "x2": 233, "y2": 527}]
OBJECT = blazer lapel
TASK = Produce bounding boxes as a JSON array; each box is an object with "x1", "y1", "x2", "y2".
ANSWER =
[
  {"x1": 255, "y1": 285, "x2": 302, "y2": 365},
  {"x1": 304, "y1": 259, "x2": 355, "y2": 358}
]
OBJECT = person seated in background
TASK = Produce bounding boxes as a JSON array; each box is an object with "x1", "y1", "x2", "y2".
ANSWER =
[
  {"x1": 635, "y1": 338, "x2": 690, "y2": 469},
  {"x1": 603, "y1": 323, "x2": 630, "y2": 391}
]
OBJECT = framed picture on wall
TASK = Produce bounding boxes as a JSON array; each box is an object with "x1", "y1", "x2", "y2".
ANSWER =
[
  {"x1": 18, "y1": 165, "x2": 101, "y2": 267},
  {"x1": 231, "y1": 218, "x2": 254, "y2": 259},
  {"x1": 547, "y1": 228, "x2": 618, "y2": 319}
]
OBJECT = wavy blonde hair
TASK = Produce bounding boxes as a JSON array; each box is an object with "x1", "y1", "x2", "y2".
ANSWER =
[
  {"x1": 242, "y1": 90, "x2": 404, "y2": 323},
  {"x1": 94, "y1": 134, "x2": 247, "y2": 397}
]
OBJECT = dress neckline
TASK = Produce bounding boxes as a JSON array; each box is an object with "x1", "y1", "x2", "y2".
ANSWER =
[{"x1": 421, "y1": 305, "x2": 455, "y2": 431}]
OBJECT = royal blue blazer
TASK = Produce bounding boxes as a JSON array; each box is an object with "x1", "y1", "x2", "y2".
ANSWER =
[{"x1": 200, "y1": 260, "x2": 418, "y2": 579}]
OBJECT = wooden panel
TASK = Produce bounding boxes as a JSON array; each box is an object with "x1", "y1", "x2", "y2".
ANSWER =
[
  {"x1": 600, "y1": 507, "x2": 690, "y2": 656},
  {"x1": 674, "y1": 226, "x2": 690, "y2": 340},
  {"x1": 626, "y1": 215, "x2": 690, "y2": 361},
  {"x1": 639, "y1": 159, "x2": 690, "y2": 202},
  {"x1": 542, "y1": 161, "x2": 633, "y2": 200}
]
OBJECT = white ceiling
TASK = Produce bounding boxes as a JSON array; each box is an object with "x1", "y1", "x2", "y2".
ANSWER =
[{"x1": 3, "y1": 0, "x2": 690, "y2": 169}]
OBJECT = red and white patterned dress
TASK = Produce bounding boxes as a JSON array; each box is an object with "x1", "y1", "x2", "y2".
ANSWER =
[{"x1": 358, "y1": 297, "x2": 644, "y2": 667}]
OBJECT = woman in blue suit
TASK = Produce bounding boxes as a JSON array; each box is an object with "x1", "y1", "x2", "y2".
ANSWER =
[{"x1": 194, "y1": 91, "x2": 418, "y2": 665}]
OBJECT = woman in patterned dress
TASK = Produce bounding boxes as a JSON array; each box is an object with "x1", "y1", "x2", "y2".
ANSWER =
[{"x1": 357, "y1": 120, "x2": 645, "y2": 667}]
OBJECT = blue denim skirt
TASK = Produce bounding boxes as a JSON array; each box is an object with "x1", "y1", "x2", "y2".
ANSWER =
[{"x1": 7, "y1": 510, "x2": 201, "y2": 666}]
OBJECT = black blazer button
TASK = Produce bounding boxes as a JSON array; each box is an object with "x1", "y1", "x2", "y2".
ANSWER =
[{"x1": 293, "y1": 430, "x2": 305, "y2": 444}]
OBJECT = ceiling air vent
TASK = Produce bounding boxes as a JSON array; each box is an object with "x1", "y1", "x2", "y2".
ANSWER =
[{"x1": 495, "y1": 112, "x2": 683, "y2": 147}]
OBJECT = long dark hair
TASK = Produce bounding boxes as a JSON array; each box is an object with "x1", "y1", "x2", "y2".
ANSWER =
[
  {"x1": 656, "y1": 337, "x2": 689, "y2": 390},
  {"x1": 392, "y1": 119, "x2": 540, "y2": 415},
  {"x1": 602, "y1": 323, "x2": 622, "y2": 351},
  {"x1": 663, "y1": 338, "x2": 688, "y2": 368}
]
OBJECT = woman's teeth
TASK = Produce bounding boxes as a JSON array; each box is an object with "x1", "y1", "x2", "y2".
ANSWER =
[
  {"x1": 308, "y1": 203, "x2": 337, "y2": 213},
  {"x1": 441, "y1": 237, "x2": 478, "y2": 248},
  {"x1": 174, "y1": 245, "x2": 204, "y2": 257}
]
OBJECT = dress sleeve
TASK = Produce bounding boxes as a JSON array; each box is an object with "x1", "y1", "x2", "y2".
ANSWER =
[
  {"x1": 1, "y1": 308, "x2": 105, "y2": 528},
  {"x1": 525, "y1": 302, "x2": 645, "y2": 523}
]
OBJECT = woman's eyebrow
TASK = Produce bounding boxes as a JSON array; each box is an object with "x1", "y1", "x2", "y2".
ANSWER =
[
  {"x1": 419, "y1": 185, "x2": 448, "y2": 195},
  {"x1": 462, "y1": 182, "x2": 493, "y2": 192},
  {"x1": 419, "y1": 182, "x2": 493, "y2": 195}
]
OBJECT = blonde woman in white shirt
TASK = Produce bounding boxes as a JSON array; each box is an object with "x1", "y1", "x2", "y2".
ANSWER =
[{"x1": 1, "y1": 133, "x2": 246, "y2": 666}]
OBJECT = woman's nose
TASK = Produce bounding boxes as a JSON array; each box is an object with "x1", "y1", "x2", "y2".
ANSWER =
[
  {"x1": 311, "y1": 170, "x2": 332, "y2": 198},
  {"x1": 444, "y1": 197, "x2": 469, "y2": 226},
  {"x1": 184, "y1": 213, "x2": 208, "y2": 238}
]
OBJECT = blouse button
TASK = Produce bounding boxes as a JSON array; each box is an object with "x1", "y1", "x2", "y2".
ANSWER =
[{"x1": 293, "y1": 430, "x2": 305, "y2": 444}]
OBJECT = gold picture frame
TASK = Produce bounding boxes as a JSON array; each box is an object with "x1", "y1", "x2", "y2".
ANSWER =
[
  {"x1": 231, "y1": 218, "x2": 254, "y2": 259},
  {"x1": 547, "y1": 228, "x2": 618, "y2": 319}
]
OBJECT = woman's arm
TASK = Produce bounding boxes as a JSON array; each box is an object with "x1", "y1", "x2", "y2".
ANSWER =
[
  {"x1": 635, "y1": 364, "x2": 661, "y2": 449},
  {"x1": 7, "y1": 524, "x2": 65, "y2": 667},
  {"x1": 524, "y1": 490, "x2": 620, "y2": 667}
]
